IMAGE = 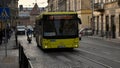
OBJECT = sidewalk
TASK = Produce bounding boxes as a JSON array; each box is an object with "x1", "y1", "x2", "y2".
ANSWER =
[
  {"x1": 0, "y1": 33, "x2": 19, "y2": 68},
  {"x1": 88, "y1": 35, "x2": 120, "y2": 44}
]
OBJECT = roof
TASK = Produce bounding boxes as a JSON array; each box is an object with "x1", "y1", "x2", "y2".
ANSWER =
[{"x1": 30, "y1": 3, "x2": 40, "y2": 15}]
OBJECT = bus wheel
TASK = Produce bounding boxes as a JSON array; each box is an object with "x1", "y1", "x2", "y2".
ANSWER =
[{"x1": 69, "y1": 48, "x2": 74, "y2": 50}]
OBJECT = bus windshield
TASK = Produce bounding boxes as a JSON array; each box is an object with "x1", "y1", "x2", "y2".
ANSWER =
[{"x1": 43, "y1": 19, "x2": 78, "y2": 38}]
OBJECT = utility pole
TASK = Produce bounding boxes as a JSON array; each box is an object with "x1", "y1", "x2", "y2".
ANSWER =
[{"x1": 2, "y1": 0, "x2": 8, "y2": 57}]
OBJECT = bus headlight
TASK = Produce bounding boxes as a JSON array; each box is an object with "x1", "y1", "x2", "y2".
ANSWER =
[
  {"x1": 75, "y1": 45, "x2": 78, "y2": 47},
  {"x1": 45, "y1": 46, "x2": 48, "y2": 48}
]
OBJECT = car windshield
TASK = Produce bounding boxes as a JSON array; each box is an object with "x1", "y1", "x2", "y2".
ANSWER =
[{"x1": 17, "y1": 26, "x2": 26, "y2": 29}]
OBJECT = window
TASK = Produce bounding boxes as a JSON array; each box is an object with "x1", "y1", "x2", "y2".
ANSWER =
[
  {"x1": 119, "y1": 15, "x2": 120, "y2": 36},
  {"x1": 106, "y1": 16, "x2": 109, "y2": 31},
  {"x1": 97, "y1": 16, "x2": 99, "y2": 35},
  {"x1": 111, "y1": 15, "x2": 116, "y2": 38}
]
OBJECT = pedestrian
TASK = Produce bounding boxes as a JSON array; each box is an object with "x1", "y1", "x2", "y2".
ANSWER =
[
  {"x1": 2, "y1": 29, "x2": 7, "y2": 43},
  {"x1": 0, "y1": 30, "x2": 3, "y2": 45},
  {"x1": 106, "y1": 24, "x2": 109, "y2": 38},
  {"x1": 6, "y1": 29, "x2": 10, "y2": 39}
]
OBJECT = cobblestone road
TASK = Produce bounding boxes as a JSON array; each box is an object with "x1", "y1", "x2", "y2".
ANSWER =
[{"x1": 18, "y1": 36, "x2": 120, "y2": 68}]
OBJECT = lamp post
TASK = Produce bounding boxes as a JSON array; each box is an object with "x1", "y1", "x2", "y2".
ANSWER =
[
  {"x1": 14, "y1": 8, "x2": 18, "y2": 48},
  {"x1": 11, "y1": 7, "x2": 18, "y2": 48},
  {"x1": 1, "y1": 0, "x2": 8, "y2": 57},
  {"x1": 15, "y1": 16, "x2": 18, "y2": 47}
]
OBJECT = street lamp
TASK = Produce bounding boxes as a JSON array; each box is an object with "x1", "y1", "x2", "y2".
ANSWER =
[
  {"x1": 11, "y1": 7, "x2": 19, "y2": 48},
  {"x1": 15, "y1": 16, "x2": 18, "y2": 47}
]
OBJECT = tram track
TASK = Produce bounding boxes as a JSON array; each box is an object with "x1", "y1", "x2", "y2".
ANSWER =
[
  {"x1": 59, "y1": 50, "x2": 111, "y2": 68},
  {"x1": 65, "y1": 48, "x2": 120, "y2": 68},
  {"x1": 43, "y1": 49, "x2": 112, "y2": 68}
]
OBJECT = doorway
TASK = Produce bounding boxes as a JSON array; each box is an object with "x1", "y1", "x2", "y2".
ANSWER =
[
  {"x1": 111, "y1": 15, "x2": 116, "y2": 38},
  {"x1": 106, "y1": 16, "x2": 109, "y2": 38}
]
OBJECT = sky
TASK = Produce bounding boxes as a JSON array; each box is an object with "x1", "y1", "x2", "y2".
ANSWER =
[{"x1": 18, "y1": 0, "x2": 48, "y2": 8}]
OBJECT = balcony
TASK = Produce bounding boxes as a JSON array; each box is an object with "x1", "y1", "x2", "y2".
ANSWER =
[{"x1": 94, "y1": 3, "x2": 104, "y2": 12}]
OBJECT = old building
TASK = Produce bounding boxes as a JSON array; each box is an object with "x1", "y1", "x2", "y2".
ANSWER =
[
  {"x1": 18, "y1": 4, "x2": 45, "y2": 27},
  {"x1": 48, "y1": 0, "x2": 58, "y2": 11},
  {"x1": 94, "y1": 0, "x2": 120, "y2": 39},
  {"x1": 18, "y1": 7, "x2": 31, "y2": 26},
  {"x1": 77, "y1": 0, "x2": 92, "y2": 28},
  {"x1": 0, "y1": 0, "x2": 19, "y2": 29},
  {"x1": 30, "y1": 3, "x2": 40, "y2": 27}
]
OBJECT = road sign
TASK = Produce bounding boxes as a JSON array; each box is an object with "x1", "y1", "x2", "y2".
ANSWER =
[{"x1": 0, "y1": 8, "x2": 10, "y2": 20}]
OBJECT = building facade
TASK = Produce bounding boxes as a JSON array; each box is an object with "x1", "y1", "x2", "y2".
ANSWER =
[
  {"x1": 30, "y1": 3, "x2": 40, "y2": 27},
  {"x1": 48, "y1": 0, "x2": 58, "y2": 11},
  {"x1": 0, "y1": 0, "x2": 19, "y2": 29},
  {"x1": 77, "y1": 0, "x2": 92, "y2": 28},
  {"x1": 94, "y1": 0, "x2": 120, "y2": 39},
  {"x1": 18, "y1": 8, "x2": 31, "y2": 26},
  {"x1": 18, "y1": 4, "x2": 45, "y2": 27}
]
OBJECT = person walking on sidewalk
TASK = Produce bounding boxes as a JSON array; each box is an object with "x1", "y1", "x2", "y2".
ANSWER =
[{"x1": 0, "y1": 30, "x2": 3, "y2": 45}]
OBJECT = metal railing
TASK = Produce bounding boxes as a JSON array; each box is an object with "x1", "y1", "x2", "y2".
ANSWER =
[{"x1": 19, "y1": 43, "x2": 33, "y2": 68}]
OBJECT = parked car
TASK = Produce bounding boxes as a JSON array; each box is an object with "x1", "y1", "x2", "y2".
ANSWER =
[
  {"x1": 79, "y1": 28, "x2": 84, "y2": 40},
  {"x1": 83, "y1": 28, "x2": 93, "y2": 36},
  {"x1": 79, "y1": 31, "x2": 82, "y2": 40},
  {"x1": 79, "y1": 28, "x2": 93, "y2": 40},
  {"x1": 17, "y1": 25, "x2": 26, "y2": 35}
]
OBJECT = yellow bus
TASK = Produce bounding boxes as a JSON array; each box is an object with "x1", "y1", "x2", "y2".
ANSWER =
[{"x1": 35, "y1": 12, "x2": 81, "y2": 49}]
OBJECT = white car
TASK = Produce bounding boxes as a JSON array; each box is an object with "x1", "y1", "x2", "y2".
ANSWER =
[
  {"x1": 17, "y1": 26, "x2": 26, "y2": 35},
  {"x1": 79, "y1": 28, "x2": 93, "y2": 40}
]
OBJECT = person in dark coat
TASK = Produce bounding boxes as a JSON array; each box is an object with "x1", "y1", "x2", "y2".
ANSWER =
[{"x1": 0, "y1": 30, "x2": 2, "y2": 45}]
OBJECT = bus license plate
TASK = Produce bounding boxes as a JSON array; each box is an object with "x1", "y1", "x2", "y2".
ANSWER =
[{"x1": 58, "y1": 46, "x2": 65, "y2": 48}]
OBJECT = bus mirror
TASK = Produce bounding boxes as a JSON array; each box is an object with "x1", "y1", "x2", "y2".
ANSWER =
[{"x1": 78, "y1": 18, "x2": 82, "y2": 24}]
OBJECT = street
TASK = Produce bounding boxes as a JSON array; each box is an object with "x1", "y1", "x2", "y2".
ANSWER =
[
  {"x1": 18, "y1": 35, "x2": 120, "y2": 68},
  {"x1": 1, "y1": 0, "x2": 120, "y2": 68}
]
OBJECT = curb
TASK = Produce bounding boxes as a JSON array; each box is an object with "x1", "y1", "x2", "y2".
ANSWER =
[{"x1": 88, "y1": 36, "x2": 120, "y2": 44}]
